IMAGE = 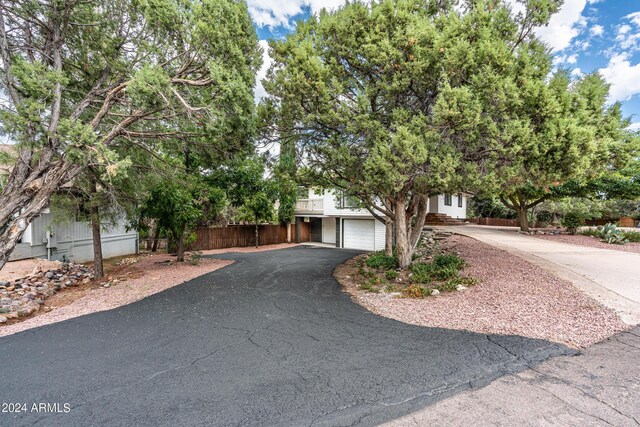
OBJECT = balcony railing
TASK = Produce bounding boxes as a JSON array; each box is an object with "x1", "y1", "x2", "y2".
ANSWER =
[{"x1": 295, "y1": 198, "x2": 324, "y2": 213}]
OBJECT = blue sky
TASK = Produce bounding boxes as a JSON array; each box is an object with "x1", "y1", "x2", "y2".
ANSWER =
[{"x1": 248, "y1": 0, "x2": 640, "y2": 130}]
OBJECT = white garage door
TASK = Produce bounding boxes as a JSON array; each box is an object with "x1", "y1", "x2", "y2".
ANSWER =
[{"x1": 343, "y1": 219, "x2": 375, "y2": 251}]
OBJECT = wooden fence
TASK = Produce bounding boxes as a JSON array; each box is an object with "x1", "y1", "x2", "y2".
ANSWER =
[
  {"x1": 187, "y1": 223, "x2": 310, "y2": 251},
  {"x1": 477, "y1": 217, "x2": 520, "y2": 227}
]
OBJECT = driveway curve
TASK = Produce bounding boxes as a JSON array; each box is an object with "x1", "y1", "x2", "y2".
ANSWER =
[{"x1": 1, "y1": 247, "x2": 571, "y2": 427}]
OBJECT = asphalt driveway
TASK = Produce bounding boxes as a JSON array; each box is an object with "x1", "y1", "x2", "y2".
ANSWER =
[{"x1": 1, "y1": 247, "x2": 571, "y2": 426}]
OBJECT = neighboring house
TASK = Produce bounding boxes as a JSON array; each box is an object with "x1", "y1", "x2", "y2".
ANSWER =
[
  {"x1": 294, "y1": 189, "x2": 468, "y2": 251},
  {"x1": 1, "y1": 144, "x2": 138, "y2": 263},
  {"x1": 11, "y1": 210, "x2": 138, "y2": 263}
]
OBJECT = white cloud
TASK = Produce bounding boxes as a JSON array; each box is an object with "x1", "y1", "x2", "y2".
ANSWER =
[
  {"x1": 248, "y1": 0, "x2": 353, "y2": 29},
  {"x1": 589, "y1": 24, "x2": 604, "y2": 37},
  {"x1": 615, "y1": 13, "x2": 640, "y2": 51},
  {"x1": 571, "y1": 67, "x2": 583, "y2": 77},
  {"x1": 534, "y1": 0, "x2": 588, "y2": 52},
  {"x1": 599, "y1": 53, "x2": 640, "y2": 102},
  {"x1": 629, "y1": 122, "x2": 640, "y2": 131},
  {"x1": 566, "y1": 54, "x2": 578, "y2": 64},
  {"x1": 254, "y1": 40, "x2": 273, "y2": 101}
]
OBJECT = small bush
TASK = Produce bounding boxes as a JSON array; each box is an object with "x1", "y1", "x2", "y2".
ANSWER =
[
  {"x1": 433, "y1": 254, "x2": 465, "y2": 270},
  {"x1": 187, "y1": 251, "x2": 202, "y2": 265},
  {"x1": 625, "y1": 231, "x2": 640, "y2": 243},
  {"x1": 579, "y1": 228, "x2": 602, "y2": 238},
  {"x1": 601, "y1": 223, "x2": 627, "y2": 245},
  {"x1": 365, "y1": 252, "x2": 398, "y2": 270},
  {"x1": 384, "y1": 284, "x2": 398, "y2": 293},
  {"x1": 405, "y1": 284, "x2": 430, "y2": 298},
  {"x1": 360, "y1": 277, "x2": 381, "y2": 292},
  {"x1": 410, "y1": 262, "x2": 433, "y2": 284},
  {"x1": 562, "y1": 212, "x2": 585, "y2": 235},
  {"x1": 385, "y1": 270, "x2": 399, "y2": 280}
]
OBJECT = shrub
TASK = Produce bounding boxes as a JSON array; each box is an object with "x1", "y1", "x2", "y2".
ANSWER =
[
  {"x1": 433, "y1": 254, "x2": 465, "y2": 270},
  {"x1": 384, "y1": 284, "x2": 398, "y2": 293},
  {"x1": 410, "y1": 262, "x2": 433, "y2": 284},
  {"x1": 405, "y1": 284, "x2": 430, "y2": 298},
  {"x1": 579, "y1": 227, "x2": 602, "y2": 238},
  {"x1": 601, "y1": 223, "x2": 628, "y2": 245},
  {"x1": 562, "y1": 212, "x2": 585, "y2": 235},
  {"x1": 624, "y1": 231, "x2": 640, "y2": 243},
  {"x1": 365, "y1": 251, "x2": 398, "y2": 270},
  {"x1": 360, "y1": 277, "x2": 381, "y2": 292},
  {"x1": 187, "y1": 251, "x2": 202, "y2": 265},
  {"x1": 385, "y1": 270, "x2": 399, "y2": 280}
]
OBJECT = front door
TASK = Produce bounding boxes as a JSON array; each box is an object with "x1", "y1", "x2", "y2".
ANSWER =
[{"x1": 310, "y1": 218, "x2": 323, "y2": 242}]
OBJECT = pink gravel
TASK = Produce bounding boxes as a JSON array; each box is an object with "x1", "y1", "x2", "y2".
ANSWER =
[
  {"x1": 0, "y1": 243, "x2": 297, "y2": 338},
  {"x1": 532, "y1": 233, "x2": 640, "y2": 254},
  {"x1": 0, "y1": 259, "x2": 62, "y2": 282},
  {"x1": 339, "y1": 235, "x2": 628, "y2": 348}
]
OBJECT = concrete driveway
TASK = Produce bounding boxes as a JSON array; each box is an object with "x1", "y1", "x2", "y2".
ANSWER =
[
  {"x1": 0, "y1": 247, "x2": 569, "y2": 427},
  {"x1": 445, "y1": 225, "x2": 640, "y2": 324}
]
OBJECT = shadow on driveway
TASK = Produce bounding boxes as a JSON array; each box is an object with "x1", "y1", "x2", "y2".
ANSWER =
[{"x1": 1, "y1": 247, "x2": 573, "y2": 426}]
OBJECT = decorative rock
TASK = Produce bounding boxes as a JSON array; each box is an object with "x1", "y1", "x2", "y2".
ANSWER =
[
  {"x1": 0, "y1": 315, "x2": 6, "y2": 323},
  {"x1": 44, "y1": 272, "x2": 54, "y2": 279},
  {"x1": 0, "y1": 280, "x2": 9, "y2": 287},
  {"x1": 6, "y1": 286, "x2": 14, "y2": 292},
  {"x1": 431, "y1": 289, "x2": 440, "y2": 296},
  {"x1": 455, "y1": 284, "x2": 467, "y2": 292},
  {"x1": 3, "y1": 312, "x2": 18, "y2": 319}
]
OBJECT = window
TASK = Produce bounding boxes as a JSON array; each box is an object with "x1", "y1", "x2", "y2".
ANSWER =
[
  {"x1": 444, "y1": 194, "x2": 452, "y2": 206},
  {"x1": 339, "y1": 192, "x2": 360, "y2": 209},
  {"x1": 458, "y1": 193, "x2": 463, "y2": 208}
]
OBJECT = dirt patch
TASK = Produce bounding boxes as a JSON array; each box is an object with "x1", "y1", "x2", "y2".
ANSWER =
[
  {"x1": 532, "y1": 233, "x2": 640, "y2": 254},
  {"x1": 0, "y1": 244, "x2": 296, "y2": 337},
  {"x1": 336, "y1": 235, "x2": 629, "y2": 348},
  {"x1": 0, "y1": 259, "x2": 62, "y2": 282}
]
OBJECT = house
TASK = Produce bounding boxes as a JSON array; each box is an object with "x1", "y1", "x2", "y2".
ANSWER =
[
  {"x1": 294, "y1": 189, "x2": 468, "y2": 251},
  {"x1": 1, "y1": 144, "x2": 138, "y2": 263},
  {"x1": 11, "y1": 210, "x2": 138, "y2": 263}
]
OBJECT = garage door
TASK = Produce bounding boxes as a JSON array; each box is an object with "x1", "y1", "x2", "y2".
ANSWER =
[{"x1": 343, "y1": 219, "x2": 375, "y2": 251}]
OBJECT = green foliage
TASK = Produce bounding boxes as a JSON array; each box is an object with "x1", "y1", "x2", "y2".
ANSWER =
[
  {"x1": 384, "y1": 283, "x2": 398, "y2": 293},
  {"x1": 562, "y1": 212, "x2": 585, "y2": 235},
  {"x1": 411, "y1": 254, "x2": 466, "y2": 283},
  {"x1": 365, "y1": 252, "x2": 398, "y2": 270},
  {"x1": 624, "y1": 231, "x2": 640, "y2": 243},
  {"x1": 187, "y1": 251, "x2": 203, "y2": 266},
  {"x1": 263, "y1": 0, "x2": 564, "y2": 267},
  {"x1": 385, "y1": 270, "x2": 399, "y2": 281},
  {"x1": 601, "y1": 223, "x2": 628, "y2": 245}
]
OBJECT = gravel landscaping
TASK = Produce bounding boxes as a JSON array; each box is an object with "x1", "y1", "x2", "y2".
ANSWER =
[
  {"x1": 337, "y1": 235, "x2": 629, "y2": 348},
  {"x1": 0, "y1": 243, "x2": 297, "y2": 337},
  {"x1": 532, "y1": 233, "x2": 640, "y2": 254}
]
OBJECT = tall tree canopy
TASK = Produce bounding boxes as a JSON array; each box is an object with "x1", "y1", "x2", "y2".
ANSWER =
[
  {"x1": 497, "y1": 72, "x2": 638, "y2": 231},
  {"x1": 262, "y1": 0, "x2": 561, "y2": 267},
  {"x1": 0, "y1": 0, "x2": 261, "y2": 269}
]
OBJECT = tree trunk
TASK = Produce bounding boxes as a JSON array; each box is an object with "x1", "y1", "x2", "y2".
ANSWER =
[
  {"x1": 394, "y1": 198, "x2": 411, "y2": 269},
  {"x1": 151, "y1": 225, "x2": 161, "y2": 252},
  {"x1": 286, "y1": 221, "x2": 291, "y2": 244},
  {"x1": 409, "y1": 194, "x2": 429, "y2": 251},
  {"x1": 517, "y1": 206, "x2": 530, "y2": 232},
  {"x1": 176, "y1": 235, "x2": 185, "y2": 262},
  {"x1": 0, "y1": 161, "x2": 80, "y2": 271},
  {"x1": 385, "y1": 218, "x2": 393, "y2": 256},
  {"x1": 255, "y1": 221, "x2": 259, "y2": 248},
  {"x1": 91, "y1": 208, "x2": 104, "y2": 278}
]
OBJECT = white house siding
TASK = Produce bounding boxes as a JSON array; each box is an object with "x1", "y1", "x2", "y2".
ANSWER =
[
  {"x1": 429, "y1": 194, "x2": 467, "y2": 219},
  {"x1": 10, "y1": 212, "x2": 137, "y2": 263},
  {"x1": 322, "y1": 217, "x2": 336, "y2": 244}
]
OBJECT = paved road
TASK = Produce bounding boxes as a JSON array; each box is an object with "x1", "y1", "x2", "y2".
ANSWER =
[
  {"x1": 1, "y1": 247, "x2": 570, "y2": 427},
  {"x1": 445, "y1": 225, "x2": 640, "y2": 324},
  {"x1": 385, "y1": 326, "x2": 640, "y2": 426}
]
